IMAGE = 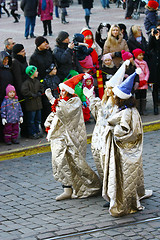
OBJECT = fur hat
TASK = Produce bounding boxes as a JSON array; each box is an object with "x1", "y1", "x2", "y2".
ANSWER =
[
  {"x1": 106, "y1": 60, "x2": 130, "y2": 88},
  {"x1": 59, "y1": 74, "x2": 84, "y2": 94},
  {"x1": 132, "y1": 48, "x2": 145, "y2": 58},
  {"x1": 5, "y1": 84, "x2": 18, "y2": 99},
  {"x1": 101, "y1": 53, "x2": 112, "y2": 61},
  {"x1": 35, "y1": 36, "x2": 46, "y2": 47},
  {"x1": 121, "y1": 50, "x2": 133, "y2": 61},
  {"x1": 113, "y1": 68, "x2": 142, "y2": 99},
  {"x1": 12, "y1": 44, "x2": 24, "y2": 54},
  {"x1": 25, "y1": 65, "x2": 37, "y2": 77},
  {"x1": 147, "y1": 0, "x2": 159, "y2": 9}
]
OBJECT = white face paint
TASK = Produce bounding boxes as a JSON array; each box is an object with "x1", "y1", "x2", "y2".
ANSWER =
[{"x1": 60, "y1": 88, "x2": 68, "y2": 98}]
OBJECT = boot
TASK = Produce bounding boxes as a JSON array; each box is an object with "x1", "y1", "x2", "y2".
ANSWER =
[
  {"x1": 61, "y1": 12, "x2": 69, "y2": 24},
  {"x1": 136, "y1": 99, "x2": 141, "y2": 114},
  {"x1": 56, "y1": 187, "x2": 72, "y2": 201},
  {"x1": 141, "y1": 99, "x2": 147, "y2": 116},
  {"x1": 85, "y1": 15, "x2": 91, "y2": 29},
  {"x1": 154, "y1": 105, "x2": 159, "y2": 115}
]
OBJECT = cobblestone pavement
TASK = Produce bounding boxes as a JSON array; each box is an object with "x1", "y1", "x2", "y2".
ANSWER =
[{"x1": 0, "y1": 130, "x2": 160, "y2": 240}]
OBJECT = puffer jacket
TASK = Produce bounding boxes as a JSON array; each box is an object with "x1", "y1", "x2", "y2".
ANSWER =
[
  {"x1": 144, "y1": 8, "x2": 158, "y2": 32},
  {"x1": 38, "y1": 0, "x2": 53, "y2": 21},
  {"x1": 21, "y1": 77, "x2": 44, "y2": 111}
]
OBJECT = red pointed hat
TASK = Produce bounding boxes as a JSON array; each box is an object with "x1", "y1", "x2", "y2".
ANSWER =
[{"x1": 59, "y1": 73, "x2": 85, "y2": 94}]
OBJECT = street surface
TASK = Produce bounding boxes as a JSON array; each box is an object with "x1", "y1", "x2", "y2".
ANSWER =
[{"x1": 0, "y1": 130, "x2": 160, "y2": 240}]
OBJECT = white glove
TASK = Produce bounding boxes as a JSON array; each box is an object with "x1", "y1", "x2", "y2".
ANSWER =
[
  {"x1": 83, "y1": 86, "x2": 94, "y2": 99},
  {"x1": 2, "y1": 119, "x2": 7, "y2": 125},
  {"x1": 19, "y1": 117, "x2": 23, "y2": 124},
  {"x1": 45, "y1": 88, "x2": 55, "y2": 105}
]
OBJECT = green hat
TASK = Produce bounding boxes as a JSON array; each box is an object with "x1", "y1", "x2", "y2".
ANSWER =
[{"x1": 25, "y1": 65, "x2": 37, "y2": 77}]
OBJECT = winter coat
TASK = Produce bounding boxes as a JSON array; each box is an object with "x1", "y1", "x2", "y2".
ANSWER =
[
  {"x1": 29, "y1": 49, "x2": 53, "y2": 80},
  {"x1": 21, "y1": 77, "x2": 44, "y2": 111},
  {"x1": 53, "y1": 0, "x2": 59, "y2": 7},
  {"x1": 53, "y1": 44, "x2": 83, "y2": 82},
  {"x1": 101, "y1": 64, "x2": 117, "y2": 84},
  {"x1": 20, "y1": 0, "x2": 38, "y2": 17},
  {"x1": 81, "y1": 0, "x2": 93, "y2": 9},
  {"x1": 134, "y1": 59, "x2": 149, "y2": 89},
  {"x1": 103, "y1": 33, "x2": 129, "y2": 68},
  {"x1": 148, "y1": 35, "x2": 160, "y2": 85},
  {"x1": 0, "y1": 51, "x2": 14, "y2": 104},
  {"x1": 59, "y1": 0, "x2": 69, "y2": 8},
  {"x1": 11, "y1": 55, "x2": 28, "y2": 99},
  {"x1": 43, "y1": 74, "x2": 60, "y2": 99},
  {"x1": 144, "y1": 8, "x2": 158, "y2": 32},
  {"x1": 44, "y1": 96, "x2": 101, "y2": 197},
  {"x1": 1, "y1": 98, "x2": 23, "y2": 123},
  {"x1": 9, "y1": 0, "x2": 18, "y2": 11},
  {"x1": 127, "y1": 27, "x2": 149, "y2": 63},
  {"x1": 75, "y1": 45, "x2": 93, "y2": 61},
  {"x1": 38, "y1": 0, "x2": 53, "y2": 21}
]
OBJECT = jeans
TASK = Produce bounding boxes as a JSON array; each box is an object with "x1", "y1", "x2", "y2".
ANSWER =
[
  {"x1": 27, "y1": 110, "x2": 41, "y2": 136},
  {"x1": 55, "y1": 6, "x2": 59, "y2": 18},
  {"x1": 25, "y1": 16, "x2": 36, "y2": 37},
  {"x1": 84, "y1": 8, "x2": 90, "y2": 16},
  {"x1": 100, "y1": 0, "x2": 109, "y2": 8}
]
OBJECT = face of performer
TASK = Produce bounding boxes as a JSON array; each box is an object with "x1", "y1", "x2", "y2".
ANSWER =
[
  {"x1": 60, "y1": 88, "x2": 68, "y2": 98},
  {"x1": 86, "y1": 79, "x2": 92, "y2": 86},
  {"x1": 111, "y1": 27, "x2": 119, "y2": 37}
]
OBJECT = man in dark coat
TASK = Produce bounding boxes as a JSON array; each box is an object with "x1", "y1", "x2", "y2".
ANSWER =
[
  {"x1": 53, "y1": 31, "x2": 83, "y2": 83},
  {"x1": 20, "y1": 0, "x2": 38, "y2": 39}
]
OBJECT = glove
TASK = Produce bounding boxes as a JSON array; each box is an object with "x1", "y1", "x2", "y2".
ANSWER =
[
  {"x1": 139, "y1": 80, "x2": 147, "y2": 87},
  {"x1": 2, "y1": 119, "x2": 7, "y2": 125},
  {"x1": 32, "y1": 93, "x2": 38, "y2": 98},
  {"x1": 50, "y1": 12, "x2": 53, "y2": 16},
  {"x1": 45, "y1": 88, "x2": 55, "y2": 105},
  {"x1": 37, "y1": 92, "x2": 42, "y2": 97},
  {"x1": 114, "y1": 51, "x2": 122, "y2": 58},
  {"x1": 83, "y1": 86, "x2": 94, "y2": 99},
  {"x1": 97, "y1": 23, "x2": 103, "y2": 32},
  {"x1": 82, "y1": 102, "x2": 87, "y2": 108},
  {"x1": 19, "y1": 117, "x2": 23, "y2": 124}
]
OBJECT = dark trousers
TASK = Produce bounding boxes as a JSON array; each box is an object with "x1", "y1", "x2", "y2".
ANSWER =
[
  {"x1": 3, "y1": 122, "x2": 19, "y2": 143},
  {"x1": 43, "y1": 20, "x2": 52, "y2": 35},
  {"x1": 11, "y1": 9, "x2": 18, "y2": 21},
  {"x1": 27, "y1": 110, "x2": 41, "y2": 136},
  {"x1": 152, "y1": 83, "x2": 159, "y2": 107},
  {"x1": 0, "y1": 3, "x2": 10, "y2": 17},
  {"x1": 135, "y1": 89, "x2": 147, "y2": 99}
]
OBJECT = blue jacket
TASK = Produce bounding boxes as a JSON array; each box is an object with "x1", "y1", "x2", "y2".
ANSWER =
[{"x1": 144, "y1": 9, "x2": 158, "y2": 32}]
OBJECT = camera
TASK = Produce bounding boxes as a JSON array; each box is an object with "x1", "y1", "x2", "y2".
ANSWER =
[{"x1": 153, "y1": 28, "x2": 159, "y2": 35}]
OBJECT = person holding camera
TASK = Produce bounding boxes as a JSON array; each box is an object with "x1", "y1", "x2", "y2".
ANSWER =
[
  {"x1": 144, "y1": 0, "x2": 159, "y2": 35},
  {"x1": 148, "y1": 26, "x2": 160, "y2": 115},
  {"x1": 103, "y1": 24, "x2": 129, "y2": 68}
]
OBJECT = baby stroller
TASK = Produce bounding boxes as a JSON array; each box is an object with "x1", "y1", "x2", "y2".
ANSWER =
[{"x1": 132, "y1": 0, "x2": 147, "y2": 20}]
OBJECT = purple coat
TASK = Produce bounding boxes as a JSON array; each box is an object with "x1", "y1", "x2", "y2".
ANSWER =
[
  {"x1": 38, "y1": 0, "x2": 53, "y2": 21},
  {"x1": 1, "y1": 98, "x2": 23, "y2": 123}
]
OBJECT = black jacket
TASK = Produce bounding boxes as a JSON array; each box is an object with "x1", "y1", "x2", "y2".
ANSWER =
[
  {"x1": 29, "y1": 48, "x2": 53, "y2": 80},
  {"x1": 0, "y1": 51, "x2": 14, "y2": 104},
  {"x1": 53, "y1": 43, "x2": 83, "y2": 82},
  {"x1": 20, "y1": 0, "x2": 38, "y2": 17},
  {"x1": 81, "y1": 0, "x2": 93, "y2": 9},
  {"x1": 59, "y1": 0, "x2": 69, "y2": 8},
  {"x1": 11, "y1": 55, "x2": 28, "y2": 99}
]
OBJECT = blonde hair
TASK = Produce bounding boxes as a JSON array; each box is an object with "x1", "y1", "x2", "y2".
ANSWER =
[
  {"x1": 131, "y1": 25, "x2": 140, "y2": 36},
  {"x1": 105, "y1": 24, "x2": 120, "y2": 47},
  {"x1": 102, "y1": 86, "x2": 115, "y2": 106}
]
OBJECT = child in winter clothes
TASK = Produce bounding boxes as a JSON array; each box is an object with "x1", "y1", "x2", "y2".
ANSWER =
[
  {"x1": 144, "y1": 0, "x2": 159, "y2": 35},
  {"x1": 21, "y1": 66, "x2": 44, "y2": 139},
  {"x1": 1, "y1": 84, "x2": 23, "y2": 145},
  {"x1": 101, "y1": 53, "x2": 117, "y2": 85},
  {"x1": 121, "y1": 50, "x2": 139, "y2": 93},
  {"x1": 133, "y1": 48, "x2": 150, "y2": 115}
]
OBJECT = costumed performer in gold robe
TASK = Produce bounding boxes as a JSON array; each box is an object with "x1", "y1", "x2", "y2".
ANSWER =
[
  {"x1": 100, "y1": 69, "x2": 152, "y2": 217},
  {"x1": 44, "y1": 74, "x2": 101, "y2": 201}
]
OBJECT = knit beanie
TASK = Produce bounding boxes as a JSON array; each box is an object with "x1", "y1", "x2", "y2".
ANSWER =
[
  {"x1": 25, "y1": 65, "x2": 37, "y2": 77},
  {"x1": 46, "y1": 63, "x2": 56, "y2": 73},
  {"x1": 6, "y1": 84, "x2": 16, "y2": 96},
  {"x1": 12, "y1": 44, "x2": 24, "y2": 54},
  {"x1": 121, "y1": 50, "x2": 133, "y2": 61},
  {"x1": 101, "y1": 53, "x2": 112, "y2": 61},
  {"x1": 132, "y1": 48, "x2": 145, "y2": 58},
  {"x1": 56, "y1": 31, "x2": 69, "y2": 43},
  {"x1": 35, "y1": 36, "x2": 46, "y2": 47},
  {"x1": 147, "y1": 0, "x2": 159, "y2": 9}
]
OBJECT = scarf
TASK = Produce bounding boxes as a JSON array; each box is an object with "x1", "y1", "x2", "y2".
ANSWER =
[{"x1": 42, "y1": 0, "x2": 46, "y2": 11}]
